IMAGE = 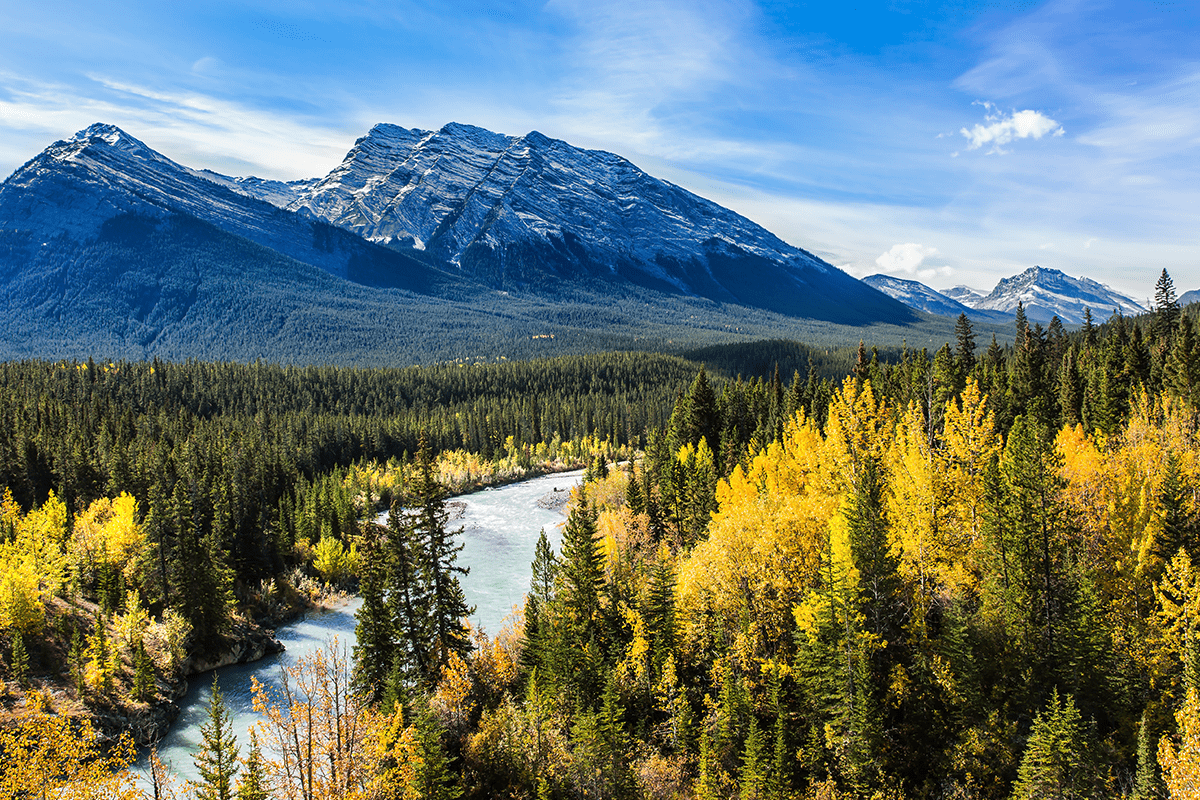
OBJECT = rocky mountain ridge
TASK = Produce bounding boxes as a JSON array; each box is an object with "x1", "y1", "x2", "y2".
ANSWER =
[{"x1": 866, "y1": 266, "x2": 1145, "y2": 326}]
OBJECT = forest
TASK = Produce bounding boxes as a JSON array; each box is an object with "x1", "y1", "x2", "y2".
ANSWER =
[{"x1": 3, "y1": 271, "x2": 1200, "y2": 799}]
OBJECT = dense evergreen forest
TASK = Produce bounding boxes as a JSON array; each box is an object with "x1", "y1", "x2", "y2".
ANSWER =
[{"x1": 4, "y1": 272, "x2": 1200, "y2": 799}]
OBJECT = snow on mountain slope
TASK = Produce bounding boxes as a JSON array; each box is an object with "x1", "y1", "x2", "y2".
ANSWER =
[
  {"x1": 0, "y1": 121, "x2": 916, "y2": 326},
  {"x1": 969, "y1": 266, "x2": 1144, "y2": 325},
  {"x1": 863, "y1": 274, "x2": 974, "y2": 317},
  {"x1": 284, "y1": 122, "x2": 913, "y2": 323},
  {"x1": 942, "y1": 286, "x2": 985, "y2": 306},
  {"x1": 0, "y1": 123, "x2": 442, "y2": 288},
  {"x1": 864, "y1": 274, "x2": 1014, "y2": 322}
]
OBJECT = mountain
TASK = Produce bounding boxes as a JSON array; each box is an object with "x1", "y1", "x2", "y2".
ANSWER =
[
  {"x1": 0, "y1": 122, "x2": 925, "y2": 364},
  {"x1": 862, "y1": 274, "x2": 1011, "y2": 322},
  {"x1": 263, "y1": 122, "x2": 912, "y2": 324},
  {"x1": 1179, "y1": 289, "x2": 1200, "y2": 306},
  {"x1": 965, "y1": 266, "x2": 1144, "y2": 325},
  {"x1": 942, "y1": 286, "x2": 985, "y2": 306}
]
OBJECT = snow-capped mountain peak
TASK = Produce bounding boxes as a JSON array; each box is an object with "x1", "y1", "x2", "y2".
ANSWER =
[{"x1": 969, "y1": 266, "x2": 1144, "y2": 325}]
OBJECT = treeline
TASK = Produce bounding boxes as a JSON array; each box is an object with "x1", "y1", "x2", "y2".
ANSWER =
[{"x1": 342, "y1": 271, "x2": 1200, "y2": 800}]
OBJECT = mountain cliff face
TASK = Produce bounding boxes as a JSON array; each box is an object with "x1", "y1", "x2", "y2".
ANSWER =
[
  {"x1": 0, "y1": 121, "x2": 921, "y2": 363},
  {"x1": 258, "y1": 122, "x2": 912, "y2": 323}
]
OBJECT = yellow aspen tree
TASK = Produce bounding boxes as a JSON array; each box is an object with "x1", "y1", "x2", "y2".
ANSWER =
[
  {"x1": 823, "y1": 378, "x2": 891, "y2": 494},
  {"x1": 677, "y1": 411, "x2": 839, "y2": 671},
  {"x1": 251, "y1": 637, "x2": 386, "y2": 800},
  {"x1": 0, "y1": 712, "x2": 140, "y2": 800},
  {"x1": 1159, "y1": 687, "x2": 1200, "y2": 799},
  {"x1": 942, "y1": 379, "x2": 1001, "y2": 552}
]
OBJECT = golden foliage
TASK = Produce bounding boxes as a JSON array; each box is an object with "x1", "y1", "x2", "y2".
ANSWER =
[
  {"x1": 0, "y1": 712, "x2": 139, "y2": 800},
  {"x1": 251, "y1": 637, "x2": 390, "y2": 800},
  {"x1": 1160, "y1": 687, "x2": 1200, "y2": 800}
]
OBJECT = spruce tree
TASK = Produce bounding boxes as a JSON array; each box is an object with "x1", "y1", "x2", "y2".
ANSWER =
[
  {"x1": 522, "y1": 529, "x2": 559, "y2": 675},
  {"x1": 1131, "y1": 709, "x2": 1163, "y2": 800},
  {"x1": 1010, "y1": 689, "x2": 1099, "y2": 800},
  {"x1": 10, "y1": 630, "x2": 28, "y2": 689},
  {"x1": 411, "y1": 705, "x2": 462, "y2": 800},
  {"x1": 954, "y1": 312, "x2": 976, "y2": 378},
  {"x1": 740, "y1": 715, "x2": 766, "y2": 800},
  {"x1": 1166, "y1": 315, "x2": 1198, "y2": 405},
  {"x1": 411, "y1": 432, "x2": 473, "y2": 678},
  {"x1": 386, "y1": 500, "x2": 430, "y2": 687},
  {"x1": 193, "y1": 679, "x2": 239, "y2": 800},
  {"x1": 1058, "y1": 346, "x2": 1083, "y2": 429},
  {"x1": 353, "y1": 524, "x2": 394, "y2": 700},
  {"x1": 132, "y1": 636, "x2": 154, "y2": 702},
  {"x1": 557, "y1": 488, "x2": 605, "y2": 703},
  {"x1": 236, "y1": 731, "x2": 269, "y2": 800},
  {"x1": 1153, "y1": 452, "x2": 1198, "y2": 564},
  {"x1": 1155, "y1": 268, "x2": 1181, "y2": 342}
]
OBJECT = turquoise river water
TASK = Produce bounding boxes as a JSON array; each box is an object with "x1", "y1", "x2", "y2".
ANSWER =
[{"x1": 140, "y1": 468, "x2": 582, "y2": 781}]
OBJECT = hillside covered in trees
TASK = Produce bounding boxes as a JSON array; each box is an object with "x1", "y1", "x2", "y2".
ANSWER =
[{"x1": 4, "y1": 272, "x2": 1200, "y2": 798}]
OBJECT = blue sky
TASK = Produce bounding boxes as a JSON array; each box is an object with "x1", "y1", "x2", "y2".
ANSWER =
[{"x1": 1, "y1": 0, "x2": 1197, "y2": 299}]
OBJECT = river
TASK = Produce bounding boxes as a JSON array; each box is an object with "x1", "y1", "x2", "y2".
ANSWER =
[{"x1": 141, "y1": 468, "x2": 582, "y2": 781}]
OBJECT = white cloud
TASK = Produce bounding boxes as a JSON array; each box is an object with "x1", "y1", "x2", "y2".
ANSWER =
[
  {"x1": 0, "y1": 73, "x2": 354, "y2": 180},
  {"x1": 876, "y1": 242, "x2": 939, "y2": 274},
  {"x1": 960, "y1": 108, "x2": 1063, "y2": 154}
]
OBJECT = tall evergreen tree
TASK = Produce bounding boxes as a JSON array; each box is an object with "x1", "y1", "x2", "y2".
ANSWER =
[
  {"x1": 193, "y1": 679, "x2": 239, "y2": 800},
  {"x1": 353, "y1": 524, "x2": 394, "y2": 700},
  {"x1": 386, "y1": 500, "x2": 430, "y2": 688},
  {"x1": 236, "y1": 731, "x2": 268, "y2": 800},
  {"x1": 955, "y1": 312, "x2": 977, "y2": 378},
  {"x1": 1155, "y1": 268, "x2": 1181, "y2": 342},
  {"x1": 1010, "y1": 690, "x2": 1099, "y2": 800},
  {"x1": 411, "y1": 432, "x2": 473, "y2": 677},
  {"x1": 557, "y1": 488, "x2": 605, "y2": 703},
  {"x1": 522, "y1": 529, "x2": 559, "y2": 675}
]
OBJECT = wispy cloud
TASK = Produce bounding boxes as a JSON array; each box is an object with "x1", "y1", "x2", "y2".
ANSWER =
[
  {"x1": 0, "y1": 73, "x2": 353, "y2": 179},
  {"x1": 960, "y1": 105, "x2": 1063, "y2": 154}
]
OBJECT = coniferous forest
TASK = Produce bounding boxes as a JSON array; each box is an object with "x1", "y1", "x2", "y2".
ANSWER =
[{"x1": 5, "y1": 272, "x2": 1200, "y2": 798}]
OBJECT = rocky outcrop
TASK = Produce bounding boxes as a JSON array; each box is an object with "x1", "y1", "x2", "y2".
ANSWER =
[{"x1": 183, "y1": 622, "x2": 284, "y2": 677}]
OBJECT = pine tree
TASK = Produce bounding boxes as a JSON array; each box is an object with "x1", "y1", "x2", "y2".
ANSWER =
[
  {"x1": 132, "y1": 636, "x2": 154, "y2": 702},
  {"x1": 1156, "y1": 268, "x2": 1181, "y2": 342},
  {"x1": 193, "y1": 679, "x2": 239, "y2": 800},
  {"x1": 645, "y1": 548, "x2": 677, "y2": 678},
  {"x1": 845, "y1": 458, "x2": 902, "y2": 655},
  {"x1": 10, "y1": 630, "x2": 28, "y2": 688},
  {"x1": 1010, "y1": 689, "x2": 1099, "y2": 800},
  {"x1": 1166, "y1": 315, "x2": 1199, "y2": 406},
  {"x1": 1132, "y1": 709, "x2": 1163, "y2": 800},
  {"x1": 236, "y1": 731, "x2": 268, "y2": 800},
  {"x1": 1082, "y1": 307, "x2": 1096, "y2": 347},
  {"x1": 740, "y1": 715, "x2": 766, "y2": 800},
  {"x1": 410, "y1": 705, "x2": 462, "y2": 800},
  {"x1": 1153, "y1": 452, "x2": 1199, "y2": 564},
  {"x1": 558, "y1": 488, "x2": 606, "y2": 703},
  {"x1": 1058, "y1": 346, "x2": 1084, "y2": 429},
  {"x1": 386, "y1": 499, "x2": 430, "y2": 687},
  {"x1": 522, "y1": 529, "x2": 559, "y2": 675},
  {"x1": 353, "y1": 524, "x2": 394, "y2": 700},
  {"x1": 955, "y1": 312, "x2": 977, "y2": 378},
  {"x1": 412, "y1": 432, "x2": 473, "y2": 678}
]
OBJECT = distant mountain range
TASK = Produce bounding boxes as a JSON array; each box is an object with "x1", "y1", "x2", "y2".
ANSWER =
[
  {"x1": 865, "y1": 266, "x2": 1146, "y2": 326},
  {"x1": 862, "y1": 275, "x2": 1011, "y2": 323},
  {"x1": 0, "y1": 122, "x2": 922, "y2": 364}
]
